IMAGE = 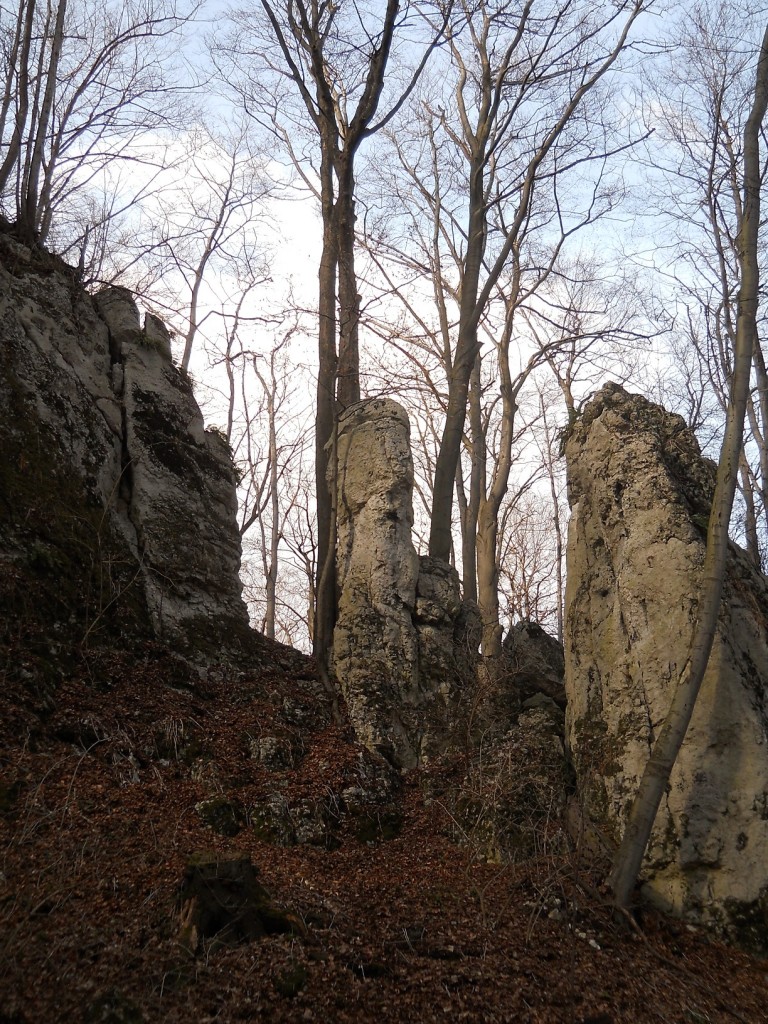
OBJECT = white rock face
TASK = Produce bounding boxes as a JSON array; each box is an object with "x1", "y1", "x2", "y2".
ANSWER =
[
  {"x1": 332, "y1": 399, "x2": 421, "y2": 766},
  {"x1": 565, "y1": 382, "x2": 768, "y2": 950},
  {"x1": 0, "y1": 233, "x2": 249, "y2": 656},
  {"x1": 332, "y1": 399, "x2": 478, "y2": 767},
  {"x1": 95, "y1": 288, "x2": 248, "y2": 648}
]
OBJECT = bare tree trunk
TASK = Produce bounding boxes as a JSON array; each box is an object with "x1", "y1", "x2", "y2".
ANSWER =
[
  {"x1": 461, "y1": 355, "x2": 483, "y2": 603},
  {"x1": 258, "y1": 0, "x2": 428, "y2": 670},
  {"x1": 476, "y1": 498, "x2": 502, "y2": 655},
  {"x1": 454, "y1": 461, "x2": 473, "y2": 598},
  {"x1": 738, "y1": 450, "x2": 761, "y2": 567},
  {"x1": 22, "y1": 0, "x2": 67, "y2": 238},
  {"x1": 540, "y1": 398, "x2": 564, "y2": 643},
  {"x1": 749, "y1": 344, "x2": 768, "y2": 545},
  {"x1": 257, "y1": 365, "x2": 280, "y2": 639},
  {"x1": 0, "y1": 0, "x2": 36, "y2": 195},
  {"x1": 336, "y1": 156, "x2": 361, "y2": 410},
  {"x1": 429, "y1": 152, "x2": 486, "y2": 562},
  {"x1": 313, "y1": 145, "x2": 338, "y2": 667},
  {"x1": 610, "y1": 23, "x2": 768, "y2": 911}
]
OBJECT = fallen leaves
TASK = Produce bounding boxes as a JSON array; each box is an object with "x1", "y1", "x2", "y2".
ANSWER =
[{"x1": 0, "y1": 638, "x2": 767, "y2": 1023}]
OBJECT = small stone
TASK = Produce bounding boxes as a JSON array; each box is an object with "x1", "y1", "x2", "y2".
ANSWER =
[
  {"x1": 194, "y1": 796, "x2": 244, "y2": 837},
  {"x1": 250, "y1": 735, "x2": 294, "y2": 770}
]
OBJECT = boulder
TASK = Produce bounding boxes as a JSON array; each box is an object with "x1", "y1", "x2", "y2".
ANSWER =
[
  {"x1": 564, "y1": 382, "x2": 768, "y2": 950},
  {"x1": 415, "y1": 556, "x2": 482, "y2": 756},
  {"x1": 501, "y1": 620, "x2": 566, "y2": 707}
]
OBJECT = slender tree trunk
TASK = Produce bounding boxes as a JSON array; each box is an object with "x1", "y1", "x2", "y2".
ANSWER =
[
  {"x1": 738, "y1": 451, "x2": 761, "y2": 567},
  {"x1": 461, "y1": 355, "x2": 483, "y2": 602},
  {"x1": 22, "y1": 0, "x2": 67, "y2": 238},
  {"x1": 750, "y1": 344, "x2": 768, "y2": 543},
  {"x1": 610, "y1": 24, "x2": 768, "y2": 911},
  {"x1": 476, "y1": 498, "x2": 502, "y2": 655},
  {"x1": 336, "y1": 156, "x2": 361, "y2": 409},
  {"x1": 0, "y1": 0, "x2": 36, "y2": 196},
  {"x1": 542, "y1": 405, "x2": 565, "y2": 643},
  {"x1": 313, "y1": 144, "x2": 338, "y2": 667},
  {"x1": 264, "y1": 378, "x2": 280, "y2": 639},
  {"x1": 429, "y1": 156, "x2": 486, "y2": 562},
  {"x1": 454, "y1": 461, "x2": 473, "y2": 596}
]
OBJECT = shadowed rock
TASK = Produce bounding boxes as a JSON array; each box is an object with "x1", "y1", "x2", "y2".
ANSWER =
[
  {"x1": 502, "y1": 620, "x2": 566, "y2": 708},
  {"x1": 0, "y1": 233, "x2": 250, "y2": 658}
]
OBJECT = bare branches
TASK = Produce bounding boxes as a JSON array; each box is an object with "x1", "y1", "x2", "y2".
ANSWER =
[{"x1": 0, "y1": 0, "x2": 197, "y2": 245}]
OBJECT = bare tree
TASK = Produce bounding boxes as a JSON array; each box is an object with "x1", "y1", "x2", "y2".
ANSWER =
[
  {"x1": 413, "y1": 0, "x2": 650, "y2": 569},
  {"x1": 640, "y1": 0, "x2": 768, "y2": 567},
  {"x1": 216, "y1": 319, "x2": 315, "y2": 644},
  {"x1": 134, "y1": 125, "x2": 273, "y2": 370},
  {"x1": 217, "y1": 0, "x2": 447, "y2": 667},
  {"x1": 0, "y1": 0, "x2": 195, "y2": 246},
  {"x1": 359, "y1": 0, "x2": 651, "y2": 652}
]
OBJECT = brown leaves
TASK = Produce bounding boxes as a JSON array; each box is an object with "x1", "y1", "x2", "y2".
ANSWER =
[{"x1": 1, "y1": 641, "x2": 767, "y2": 1023}]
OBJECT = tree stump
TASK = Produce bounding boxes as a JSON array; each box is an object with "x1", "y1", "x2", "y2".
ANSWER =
[{"x1": 177, "y1": 852, "x2": 304, "y2": 953}]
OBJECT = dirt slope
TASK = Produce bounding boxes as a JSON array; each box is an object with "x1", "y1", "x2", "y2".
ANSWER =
[{"x1": 1, "y1": 631, "x2": 767, "y2": 1024}]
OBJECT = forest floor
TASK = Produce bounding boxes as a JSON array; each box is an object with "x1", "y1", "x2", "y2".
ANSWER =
[{"x1": 1, "y1": 634, "x2": 767, "y2": 1024}]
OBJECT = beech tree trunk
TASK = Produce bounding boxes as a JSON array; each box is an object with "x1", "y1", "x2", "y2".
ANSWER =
[{"x1": 314, "y1": 144, "x2": 339, "y2": 670}]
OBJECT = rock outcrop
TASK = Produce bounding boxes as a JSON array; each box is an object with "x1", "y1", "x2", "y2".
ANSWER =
[
  {"x1": 0, "y1": 232, "x2": 249, "y2": 658},
  {"x1": 501, "y1": 620, "x2": 566, "y2": 708},
  {"x1": 565, "y1": 382, "x2": 768, "y2": 950},
  {"x1": 332, "y1": 399, "x2": 478, "y2": 767}
]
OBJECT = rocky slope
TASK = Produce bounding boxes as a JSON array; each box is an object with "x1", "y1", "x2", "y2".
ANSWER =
[
  {"x1": 2, "y1": 632, "x2": 767, "y2": 1024},
  {"x1": 3, "y1": 231, "x2": 768, "y2": 1021}
]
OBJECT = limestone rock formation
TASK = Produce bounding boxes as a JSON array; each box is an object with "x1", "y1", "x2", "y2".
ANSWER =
[
  {"x1": 565, "y1": 382, "x2": 768, "y2": 949},
  {"x1": 95, "y1": 287, "x2": 248, "y2": 648},
  {"x1": 501, "y1": 620, "x2": 566, "y2": 708},
  {"x1": 0, "y1": 232, "x2": 249, "y2": 658},
  {"x1": 332, "y1": 399, "x2": 478, "y2": 767},
  {"x1": 415, "y1": 555, "x2": 481, "y2": 713}
]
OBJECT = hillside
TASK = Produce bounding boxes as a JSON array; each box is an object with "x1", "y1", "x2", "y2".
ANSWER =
[
  {"x1": 2, "y1": 228, "x2": 768, "y2": 1023},
  {"x1": 1, "y1": 630, "x2": 767, "y2": 1024}
]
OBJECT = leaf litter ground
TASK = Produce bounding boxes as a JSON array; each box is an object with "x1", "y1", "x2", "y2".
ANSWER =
[{"x1": 1, "y1": 638, "x2": 767, "y2": 1024}]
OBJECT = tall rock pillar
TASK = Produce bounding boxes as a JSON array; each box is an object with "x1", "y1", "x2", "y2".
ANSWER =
[
  {"x1": 332, "y1": 399, "x2": 478, "y2": 768},
  {"x1": 332, "y1": 399, "x2": 421, "y2": 766},
  {"x1": 565, "y1": 382, "x2": 768, "y2": 950}
]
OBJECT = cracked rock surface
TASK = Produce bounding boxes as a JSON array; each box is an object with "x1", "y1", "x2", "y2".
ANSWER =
[
  {"x1": 0, "y1": 231, "x2": 249, "y2": 657},
  {"x1": 564, "y1": 382, "x2": 768, "y2": 949}
]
